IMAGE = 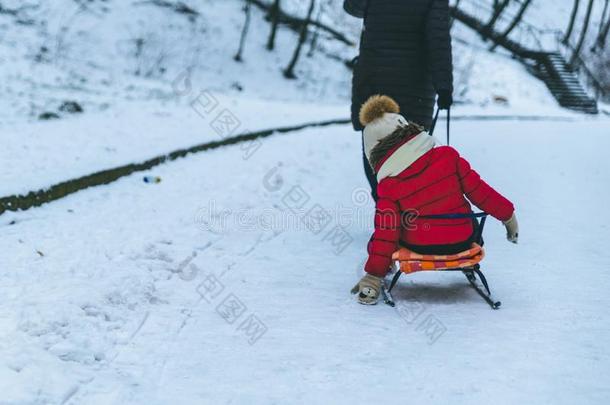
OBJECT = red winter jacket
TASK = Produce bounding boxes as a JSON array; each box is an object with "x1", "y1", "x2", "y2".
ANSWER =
[{"x1": 364, "y1": 146, "x2": 514, "y2": 277}]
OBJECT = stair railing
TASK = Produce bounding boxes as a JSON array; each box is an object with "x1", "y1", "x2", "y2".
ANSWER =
[
  {"x1": 552, "y1": 31, "x2": 607, "y2": 102},
  {"x1": 455, "y1": 0, "x2": 606, "y2": 103}
]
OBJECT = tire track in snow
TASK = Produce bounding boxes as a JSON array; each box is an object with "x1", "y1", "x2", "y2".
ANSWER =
[
  {"x1": 0, "y1": 114, "x2": 582, "y2": 218},
  {"x1": 0, "y1": 118, "x2": 350, "y2": 217}
]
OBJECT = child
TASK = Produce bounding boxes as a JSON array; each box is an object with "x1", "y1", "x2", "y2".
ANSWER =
[{"x1": 352, "y1": 95, "x2": 518, "y2": 305}]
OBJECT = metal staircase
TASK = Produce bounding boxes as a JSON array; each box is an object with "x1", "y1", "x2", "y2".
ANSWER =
[
  {"x1": 533, "y1": 52, "x2": 598, "y2": 114},
  {"x1": 450, "y1": 4, "x2": 601, "y2": 115}
]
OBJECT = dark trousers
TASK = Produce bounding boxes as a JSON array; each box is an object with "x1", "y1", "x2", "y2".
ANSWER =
[
  {"x1": 401, "y1": 219, "x2": 481, "y2": 255},
  {"x1": 401, "y1": 240, "x2": 472, "y2": 255},
  {"x1": 362, "y1": 133, "x2": 378, "y2": 201}
]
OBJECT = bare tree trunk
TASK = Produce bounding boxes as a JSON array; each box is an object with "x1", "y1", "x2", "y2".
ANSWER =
[
  {"x1": 597, "y1": 16, "x2": 610, "y2": 49},
  {"x1": 563, "y1": 0, "x2": 581, "y2": 44},
  {"x1": 449, "y1": 0, "x2": 462, "y2": 29},
  {"x1": 601, "y1": 0, "x2": 610, "y2": 30},
  {"x1": 594, "y1": 0, "x2": 610, "y2": 49},
  {"x1": 284, "y1": 0, "x2": 316, "y2": 79},
  {"x1": 307, "y1": 4, "x2": 324, "y2": 57},
  {"x1": 569, "y1": 0, "x2": 595, "y2": 67},
  {"x1": 234, "y1": 0, "x2": 252, "y2": 62},
  {"x1": 482, "y1": 0, "x2": 511, "y2": 39},
  {"x1": 490, "y1": 0, "x2": 533, "y2": 51},
  {"x1": 251, "y1": 0, "x2": 354, "y2": 46},
  {"x1": 266, "y1": 0, "x2": 281, "y2": 50}
]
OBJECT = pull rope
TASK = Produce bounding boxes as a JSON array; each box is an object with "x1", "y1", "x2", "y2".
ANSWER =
[
  {"x1": 446, "y1": 108, "x2": 450, "y2": 146},
  {"x1": 429, "y1": 107, "x2": 451, "y2": 146},
  {"x1": 429, "y1": 108, "x2": 440, "y2": 136}
]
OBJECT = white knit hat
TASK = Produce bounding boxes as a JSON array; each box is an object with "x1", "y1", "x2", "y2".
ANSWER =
[{"x1": 359, "y1": 95, "x2": 408, "y2": 161}]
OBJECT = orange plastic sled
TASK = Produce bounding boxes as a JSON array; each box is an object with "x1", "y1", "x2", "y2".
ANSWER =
[{"x1": 392, "y1": 243, "x2": 485, "y2": 274}]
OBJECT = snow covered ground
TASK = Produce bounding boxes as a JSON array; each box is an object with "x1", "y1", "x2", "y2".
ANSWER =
[
  {"x1": 0, "y1": 93, "x2": 583, "y2": 198},
  {"x1": 1, "y1": 113, "x2": 609, "y2": 404},
  {"x1": 2, "y1": 0, "x2": 609, "y2": 404},
  {"x1": 0, "y1": 95, "x2": 347, "y2": 196}
]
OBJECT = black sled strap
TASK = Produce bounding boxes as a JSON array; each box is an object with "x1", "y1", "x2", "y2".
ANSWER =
[{"x1": 388, "y1": 271, "x2": 402, "y2": 293}]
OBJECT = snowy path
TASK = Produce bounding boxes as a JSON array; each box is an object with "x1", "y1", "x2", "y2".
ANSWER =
[
  {"x1": 0, "y1": 97, "x2": 347, "y2": 196},
  {"x1": 1, "y1": 117, "x2": 609, "y2": 404}
]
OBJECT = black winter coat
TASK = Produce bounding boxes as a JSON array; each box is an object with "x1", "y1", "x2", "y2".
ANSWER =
[{"x1": 346, "y1": 0, "x2": 453, "y2": 130}]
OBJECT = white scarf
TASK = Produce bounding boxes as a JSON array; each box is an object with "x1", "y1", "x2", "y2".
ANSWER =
[{"x1": 376, "y1": 132, "x2": 437, "y2": 181}]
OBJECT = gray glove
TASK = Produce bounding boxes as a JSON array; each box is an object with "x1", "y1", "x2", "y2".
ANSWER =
[
  {"x1": 503, "y1": 213, "x2": 519, "y2": 244},
  {"x1": 351, "y1": 273, "x2": 382, "y2": 305}
]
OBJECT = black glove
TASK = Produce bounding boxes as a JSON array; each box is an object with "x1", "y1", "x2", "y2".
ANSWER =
[
  {"x1": 343, "y1": 0, "x2": 367, "y2": 18},
  {"x1": 437, "y1": 90, "x2": 453, "y2": 110}
]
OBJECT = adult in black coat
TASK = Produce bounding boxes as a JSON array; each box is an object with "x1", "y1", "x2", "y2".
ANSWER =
[{"x1": 344, "y1": 0, "x2": 454, "y2": 199}]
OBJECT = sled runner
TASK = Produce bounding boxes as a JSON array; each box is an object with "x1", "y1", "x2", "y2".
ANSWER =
[{"x1": 382, "y1": 212, "x2": 502, "y2": 310}]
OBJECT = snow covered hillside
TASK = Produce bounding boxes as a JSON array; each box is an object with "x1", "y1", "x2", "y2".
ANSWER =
[
  {"x1": 0, "y1": 0, "x2": 585, "y2": 126},
  {"x1": 0, "y1": 0, "x2": 356, "y2": 124}
]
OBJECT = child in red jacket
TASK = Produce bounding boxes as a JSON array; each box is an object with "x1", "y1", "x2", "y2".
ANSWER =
[{"x1": 352, "y1": 95, "x2": 518, "y2": 305}]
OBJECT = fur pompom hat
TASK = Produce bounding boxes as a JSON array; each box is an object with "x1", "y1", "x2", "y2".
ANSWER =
[
  {"x1": 360, "y1": 95, "x2": 435, "y2": 181},
  {"x1": 359, "y1": 95, "x2": 408, "y2": 161}
]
